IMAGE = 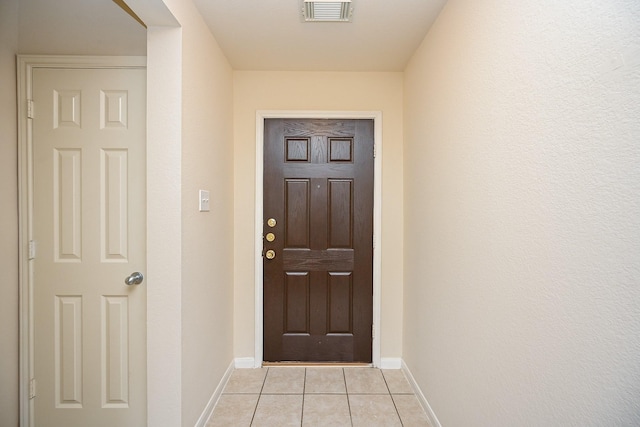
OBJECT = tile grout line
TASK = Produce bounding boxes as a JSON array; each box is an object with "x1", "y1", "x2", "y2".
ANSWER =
[
  {"x1": 381, "y1": 370, "x2": 405, "y2": 427},
  {"x1": 249, "y1": 367, "x2": 269, "y2": 426},
  {"x1": 300, "y1": 368, "x2": 307, "y2": 426},
  {"x1": 343, "y1": 368, "x2": 354, "y2": 427}
]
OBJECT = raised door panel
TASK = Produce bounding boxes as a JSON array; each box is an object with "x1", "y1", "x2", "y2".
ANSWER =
[
  {"x1": 54, "y1": 149, "x2": 82, "y2": 262},
  {"x1": 328, "y1": 179, "x2": 353, "y2": 249},
  {"x1": 327, "y1": 272, "x2": 353, "y2": 334},
  {"x1": 284, "y1": 272, "x2": 310, "y2": 334},
  {"x1": 101, "y1": 296, "x2": 129, "y2": 408},
  {"x1": 101, "y1": 149, "x2": 128, "y2": 262},
  {"x1": 55, "y1": 296, "x2": 83, "y2": 408},
  {"x1": 285, "y1": 180, "x2": 310, "y2": 249}
]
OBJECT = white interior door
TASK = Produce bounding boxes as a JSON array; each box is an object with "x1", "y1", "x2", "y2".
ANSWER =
[{"x1": 32, "y1": 67, "x2": 146, "y2": 427}]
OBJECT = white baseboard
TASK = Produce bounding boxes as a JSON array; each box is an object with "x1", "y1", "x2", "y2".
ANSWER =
[
  {"x1": 194, "y1": 360, "x2": 235, "y2": 427},
  {"x1": 401, "y1": 359, "x2": 442, "y2": 427},
  {"x1": 234, "y1": 357, "x2": 257, "y2": 368},
  {"x1": 380, "y1": 357, "x2": 402, "y2": 369}
]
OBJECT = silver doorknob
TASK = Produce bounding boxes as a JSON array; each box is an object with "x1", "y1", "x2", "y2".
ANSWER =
[{"x1": 125, "y1": 272, "x2": 144, "y2": 286}]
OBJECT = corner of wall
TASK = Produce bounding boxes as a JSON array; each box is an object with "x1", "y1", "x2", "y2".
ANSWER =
[
  {"x1": 193, "y1": 360, "x2": 235, "y2": 427},
  {"x1": 401, "y1": 359, "x2": 442, "y2": 427},
  {"x1": 146, "y1": 22, "x2": 184, "y2": 427}
]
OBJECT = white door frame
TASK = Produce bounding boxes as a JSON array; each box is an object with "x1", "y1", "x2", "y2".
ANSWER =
[
  {"x1": 17, "y1": 55, "x2": 147, "y2": 426},
  {"x1": 254, "y1": 110, "x2": 383, "y2": 367}
]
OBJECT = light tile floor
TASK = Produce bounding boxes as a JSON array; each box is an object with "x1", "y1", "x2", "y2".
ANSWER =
[{"x1": 206, "y1": 367, "x2": 432, "y2": 426}]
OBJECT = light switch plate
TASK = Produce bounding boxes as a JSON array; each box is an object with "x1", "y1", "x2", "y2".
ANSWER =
[{"x1": 199, "y1": 190, "x2": 210, "y2": 212}]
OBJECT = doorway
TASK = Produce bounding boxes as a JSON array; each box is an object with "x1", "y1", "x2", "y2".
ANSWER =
[
  {"x1": 254, "y1": 111, "x2": 383, "y2": 366},
  {"x1": 18, "y1": 56, "x2": 147, "y2": 427},
  {"x1": 263, "y1": 118, "x2": 374, "y2": 362}
]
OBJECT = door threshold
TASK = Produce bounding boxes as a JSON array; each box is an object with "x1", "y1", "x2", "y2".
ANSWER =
[{"x1": 262, "y1": 362, "x2": 373, "y2": 367}]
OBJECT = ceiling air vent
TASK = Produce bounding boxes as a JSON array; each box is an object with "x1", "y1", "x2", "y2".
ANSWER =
[{"x1": 302, "y1": 0, "x2": 353, "y2": 22}]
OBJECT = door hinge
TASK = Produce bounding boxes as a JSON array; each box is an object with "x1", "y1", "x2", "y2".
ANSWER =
[
  {"x1": 29, "y1": 240, "x2": 36, "y2": 260},
  {"x1": 373, "y1": 144, "x2": 376, "y2": 158},
  {"x1": 27, "y1": 99, "x2": 34, "y2": 119},
  {"x1": 372, "y1": 327, "x2": 375, "y2": 340},
  {"x1": 29, "y1": 378, "x2": 36, "y2": 399}
]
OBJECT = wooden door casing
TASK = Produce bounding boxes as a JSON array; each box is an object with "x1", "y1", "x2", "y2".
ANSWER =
[{"x1": 263, "y1": 119, "x2": 374, "y2": 362}]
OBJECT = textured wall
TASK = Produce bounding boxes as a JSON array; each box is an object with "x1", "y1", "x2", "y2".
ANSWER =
[
  {"x1": 17, "y1": 0, "x2": 145, "y2": 55},
  {"x1": 403, "y1": 0, "x2": 640, "y2": 425},
  {"x1": 233, "y1": 71, "x2": 405, "y2": 362},
  {"x1": 0, "y1": 0, "x2": 20, "y2": 425},
  {"x1": 163, "y1": 0, "x2": 235, "y2": 425}
]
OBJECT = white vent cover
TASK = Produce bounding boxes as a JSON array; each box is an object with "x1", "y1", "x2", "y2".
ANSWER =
[{"x1": 303, "y1": 0, "x2": 353, "y2": 22}]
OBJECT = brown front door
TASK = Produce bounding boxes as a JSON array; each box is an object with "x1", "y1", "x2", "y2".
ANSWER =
[{"x1": 263, "y1": 118, "x2": 374, "y2": 362}]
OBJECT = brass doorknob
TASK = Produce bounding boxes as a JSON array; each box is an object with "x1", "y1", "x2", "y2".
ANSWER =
[
  {"x1": 265, "y1": 232, "x2": 276, "y2": 242},
  {"x1": 265, "y1": 250, "x2": 276, "y2": 260}
]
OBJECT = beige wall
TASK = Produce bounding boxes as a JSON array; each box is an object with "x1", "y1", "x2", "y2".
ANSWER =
[
  {"x1": 0, "y1": 0, "x2": 20, "y2": 425},
  {"x1": 403, "y1": 0, "x2": 640, "y2": 425},
  {"x1": 162, "y1": 0, "x2": 235, "y2": 425},
  {"x1": 233, "y1": 71, "x2": 404, "y2": 362},
  {"x1": 17, "y1": 0, "x2": 146, "y2": 55}
]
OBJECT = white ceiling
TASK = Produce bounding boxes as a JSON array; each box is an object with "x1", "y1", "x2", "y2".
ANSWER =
[{"x1": 191, "y1": 0, "x2": 447, "y2": 71}]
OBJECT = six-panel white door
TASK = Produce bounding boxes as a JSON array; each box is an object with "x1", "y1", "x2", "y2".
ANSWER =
[{"x1": 32, "y1": 67, "x2": 146, "y2": 427}]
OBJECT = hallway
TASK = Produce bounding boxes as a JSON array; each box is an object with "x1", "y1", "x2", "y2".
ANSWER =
[
  {"x1": 206, "y1": 367, "x2": 431, "y2": 426},
  {"x1": 3, "y1": 1, "x2": 640, "y2": 426}
]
